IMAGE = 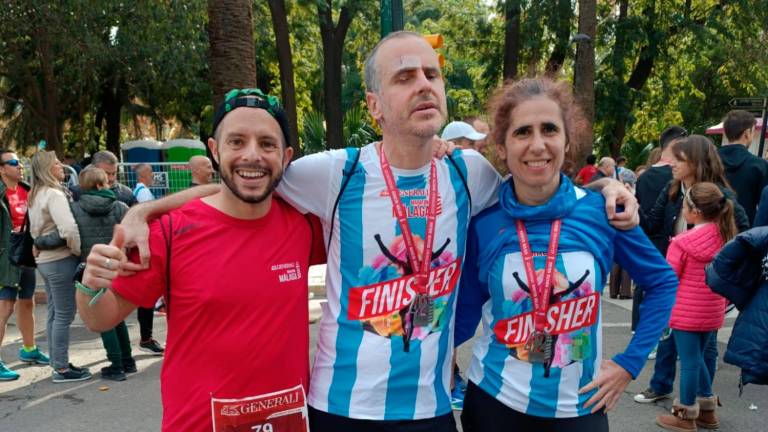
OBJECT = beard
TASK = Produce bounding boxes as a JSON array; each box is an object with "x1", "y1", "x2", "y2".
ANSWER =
[{"x1": 219, "y1": 164, "x2": 284, "y2": 204}]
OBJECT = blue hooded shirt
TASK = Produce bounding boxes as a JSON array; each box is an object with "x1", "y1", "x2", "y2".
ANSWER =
[{"x1": 455, "y1": 175, "x2": 677, "y2": 417}]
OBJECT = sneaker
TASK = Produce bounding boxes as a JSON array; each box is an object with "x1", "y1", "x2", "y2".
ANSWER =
[
  {"x1": 68, "y1": 363, "x2": 90, "y2": 373},
  {"x1": 139, "y1": 339, "x2": 165, "y2": 356},
  {"x1": 123, "y1": 359, "x2": 138, "y2": 374},
  {"x1": 52, "y1": 367, "x2": 93, "y2": 383},
  {"x1": 19, "y1": 347, "x2": 50, "y2": 365},
  {"x1": 648, "y1": 345, "x2": 658, "y2": 360},
  {"x1": 0, "y1": 361, "x2": 20, "y2": 381},
  {"x1": 633, "y1": 387, "x2": 672, "y2": 403},
  {"x1": 100, "y1": 365, "x2": 127, "y2": 382}
]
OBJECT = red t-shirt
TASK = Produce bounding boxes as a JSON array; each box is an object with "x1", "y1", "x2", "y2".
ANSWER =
[
  {"x1": 575, "y1": 165, "x2": 597, "y2": 185},
  {"x1": 5, "y1": 186, "x2": 28, "y2": 231},
  {"x1": 112, "y1": 197, "x2": 325, "y2": 432}
]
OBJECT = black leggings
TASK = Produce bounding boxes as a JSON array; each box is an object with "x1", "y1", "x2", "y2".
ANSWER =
[
  {"x1": 309, "y1": 406, "x2": 457, "y2": 432},
  {"x1": 460, "y1": 381, "x2": 608, "y2": 432},
  {"x1": 137, "y1": 307, "x2": 154, "y2": 341}
]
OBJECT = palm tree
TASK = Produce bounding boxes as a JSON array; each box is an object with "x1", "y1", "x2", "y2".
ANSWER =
[{"x1": 207, "y1": 0, "x2": 257, "y2": 108}]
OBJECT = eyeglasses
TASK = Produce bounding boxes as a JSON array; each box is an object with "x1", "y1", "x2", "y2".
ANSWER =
[{"x1": 1, "y1": 159, "x2": 20, "y2": 167}]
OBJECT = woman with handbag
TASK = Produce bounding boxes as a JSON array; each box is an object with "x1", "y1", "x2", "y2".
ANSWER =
[{"x1": 28, "y1": 151, "x2": 91, "y2": 383}]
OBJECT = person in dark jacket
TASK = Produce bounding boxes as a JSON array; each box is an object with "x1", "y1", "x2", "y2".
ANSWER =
[
  {"x1": 641, "y1": 136, "x2": 750, "y2": 256},
  {"x1": 718, "y1": 110, "x2": 768, "y2": 225},
  {"x1": 634, "y1": 135, "x2": 750, "y2": 405},
  {"x1": 755, "y1": 185, "x2": 768, "y2": 227},
  {"x1": 41, "y1": 167, "x2": 134, "y2": 381},
  {"x1": 632, "y1": 126, "x2": 687, "y2": 331},
  {"x1": 637, "y1": 126, "x2": 687, "y2": 251},
  {"x1": 0, "y1": 150, "x2": 50, "y2": 381},
  {"x1": 705, "y1": 226, "x2": 768, "y2": 388},
  {"x1": 70, "y1": 151, "x2": 136, "y2": 207},
  {"x1": 74, "y1": 167, "x2": 133, "y2": 380}
]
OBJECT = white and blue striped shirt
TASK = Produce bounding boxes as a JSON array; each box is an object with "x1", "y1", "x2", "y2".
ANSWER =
[{"x1": 278, "y1": 143, "x2": 500, "y2": 420}]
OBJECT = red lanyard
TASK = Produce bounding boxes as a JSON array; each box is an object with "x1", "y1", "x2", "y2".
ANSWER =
[
  {"x1": 379, "y1": 144, "x2": 438, "y2": 293},
  {"x1": 516, "y1": 219, "x2": 562, "y2": 332}
]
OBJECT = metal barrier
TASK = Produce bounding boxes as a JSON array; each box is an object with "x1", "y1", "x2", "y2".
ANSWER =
[{"x1": 117, "y1": 162, "x2": 220, "y2": 198}]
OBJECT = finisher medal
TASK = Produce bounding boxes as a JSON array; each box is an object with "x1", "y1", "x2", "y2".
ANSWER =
[{"x1": 379, "y1": 144, "x2": 439, "y2": 353}]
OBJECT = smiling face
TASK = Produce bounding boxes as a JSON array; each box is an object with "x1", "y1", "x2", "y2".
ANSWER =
[
  {"x1": 208, "y1": 107, "x2": 293, "y2": 204},
  {"x1": 497, "y1": 96, "x2": 567, "y2": 204},
  {"x1": 365, "y1": 36, "x2": 447, "y2": 140}
]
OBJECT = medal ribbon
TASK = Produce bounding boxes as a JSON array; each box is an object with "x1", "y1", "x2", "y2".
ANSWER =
[
  {"x1": 516, "y1": 219, "x2": 562, "y2": 332},
  {"x1": 379, "y1": 144, "x2": 438, "y2": 295}
]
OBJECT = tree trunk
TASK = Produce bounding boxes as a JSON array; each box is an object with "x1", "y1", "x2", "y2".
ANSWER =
[
  {"x1": 503, "y1": 0, "x2": 521, "y2": 80},
  {"x1": 207, "y1": 0, "x2": 258, "y2": 109},
  {"x1": 317, "y1": 1, "x2": 355, "y2": 150},
  {"x1": 267, "y1": 0, "x2": 300, "y2": 156},
  {"x1": 573, "y1": 0, "x2": 596, "y2": 164},
  {"x1": 603, "y1": 1, "x2": 659, "y2": 158},
  {"x1": 34, "y1": 26, "x2": 63, "y2": 157},
  {"x1": 102, "y1": 76, "x2": 127, "y2": 156},
  {"x1": 544, "y1": 0, "x2": 573, "y2": 76}
]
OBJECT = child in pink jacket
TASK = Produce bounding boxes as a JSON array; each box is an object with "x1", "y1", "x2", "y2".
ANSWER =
[{"x1": 657, "y1": 182, "x2": 738, "y2": 432}]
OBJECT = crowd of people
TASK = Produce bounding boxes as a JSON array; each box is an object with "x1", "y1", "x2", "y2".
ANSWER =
[
  {"x1": 569, "y1": 111, "x2": 768, "y2": 431},
  {"x1": 0, "y1": 30, "x2": 767, "y2": 432},
  {"x1": 0, "y1": 149, "x2": 216, "y2": 383}
]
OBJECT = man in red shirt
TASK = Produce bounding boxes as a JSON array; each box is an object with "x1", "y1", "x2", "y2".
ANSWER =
[
  {"x1": 575, "y1": 154, "x2": 598, "y2": 185},
  {"x1": 76, "y1": 90, "x2": 324, "y2": 431},
  {"x1": 0, "y1": 150, "x2": 50, "y2": 381}
]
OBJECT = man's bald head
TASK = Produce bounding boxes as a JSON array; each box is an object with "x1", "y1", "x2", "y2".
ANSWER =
[
  {"x1": 135, "y1": 163, "x2": 154, "y2": 186},
  {"x1": 598, "y1": 157, "x2": 616, "y2": 177},
  {"x1": 364, "y1": 30, "x2": 428, "y2": 94},
  {"x1": 189, "y1": 155, "x2": 213, "y2": 185}
]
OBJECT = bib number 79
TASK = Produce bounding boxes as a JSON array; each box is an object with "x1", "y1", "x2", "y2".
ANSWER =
[{"x1": 252, "y1": 424, "x2": 273, "y2": 432}]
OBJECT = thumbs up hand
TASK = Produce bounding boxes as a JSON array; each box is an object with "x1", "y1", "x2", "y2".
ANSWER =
[{"x1": 82, "y1": 225, "x2": 134, "y2": 290}]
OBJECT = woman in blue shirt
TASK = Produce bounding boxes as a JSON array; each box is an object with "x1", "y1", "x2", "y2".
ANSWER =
[{"x1": 455, "y1": 77, "x2": 678, "y2": 431}]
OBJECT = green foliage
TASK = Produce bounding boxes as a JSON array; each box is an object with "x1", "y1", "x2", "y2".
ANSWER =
[
  {"x1": 2, "y1": 0, "x2": 765, "y2": 163},
  {"x1": 300, "y1": 110, "x2": 326, "y2": 154},
  {"x1": 343, "y1": 105, "x2": 378, "y2": 148},
  {"x1": 0, "y1": 0, "x2": 210, "y2": 154}
]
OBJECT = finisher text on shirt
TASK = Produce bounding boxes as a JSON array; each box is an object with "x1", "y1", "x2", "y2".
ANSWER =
[
  {"x1": 348, "y1": 259, "x2": 461, "y2": 320},
  {"x1": 494, "y1": 292, "x2": 599, "y2": 345}
]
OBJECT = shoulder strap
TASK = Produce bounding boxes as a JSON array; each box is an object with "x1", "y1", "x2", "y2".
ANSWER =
[
  {"x1": 327, "y1": 148, "x2": 361, "y2": 252},
  {"x1": 19, "y1": 212, "x2": 30, "y2": 233},
  {"x1": 159, "y1": 214, "x2": 173, "y2": 318},
  {"x1": 446, "y1": 153, "x2": 472, "y2": 214},
  {"x1": 133, "y1": 184, "x2": 146, "y2": 198}
]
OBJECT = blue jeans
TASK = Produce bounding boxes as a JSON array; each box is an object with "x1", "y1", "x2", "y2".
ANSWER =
[
  {"x1": 37, "y1": 256, "x2": 79, "y2": 370},
  {"x1": 649, "y1": 329, "x2": 718, "y2": 395},
  {"x1": 673, "y1": 330, "x2": 716, "y2": 406}
]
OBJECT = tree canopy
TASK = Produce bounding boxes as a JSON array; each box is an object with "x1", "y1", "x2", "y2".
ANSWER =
[{"x1": 0, "y1": 0, "x2": 765, "y2": 166}]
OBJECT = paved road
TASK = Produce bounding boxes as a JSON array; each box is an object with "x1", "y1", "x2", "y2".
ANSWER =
[{"x1": 1, "y1": 297, "x2": 765, "y2": 431}]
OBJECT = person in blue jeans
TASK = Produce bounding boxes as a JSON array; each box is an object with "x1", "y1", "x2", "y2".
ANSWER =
[
  {"x1": 635, "y1": 331, "x2": 717, "y2": 403},
  {"x1": 635, "y1": 134, "x2": 750, "y2": 404}
]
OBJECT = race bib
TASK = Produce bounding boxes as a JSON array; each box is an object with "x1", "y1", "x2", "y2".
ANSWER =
[{"x1": 211, "y1": 384, "x2": 309, "y2": 432}]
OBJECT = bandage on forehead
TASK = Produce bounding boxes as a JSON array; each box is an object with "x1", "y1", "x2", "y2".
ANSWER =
[{"x1": 211, "y1": 88, "x2": 291, "y2": 146}]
